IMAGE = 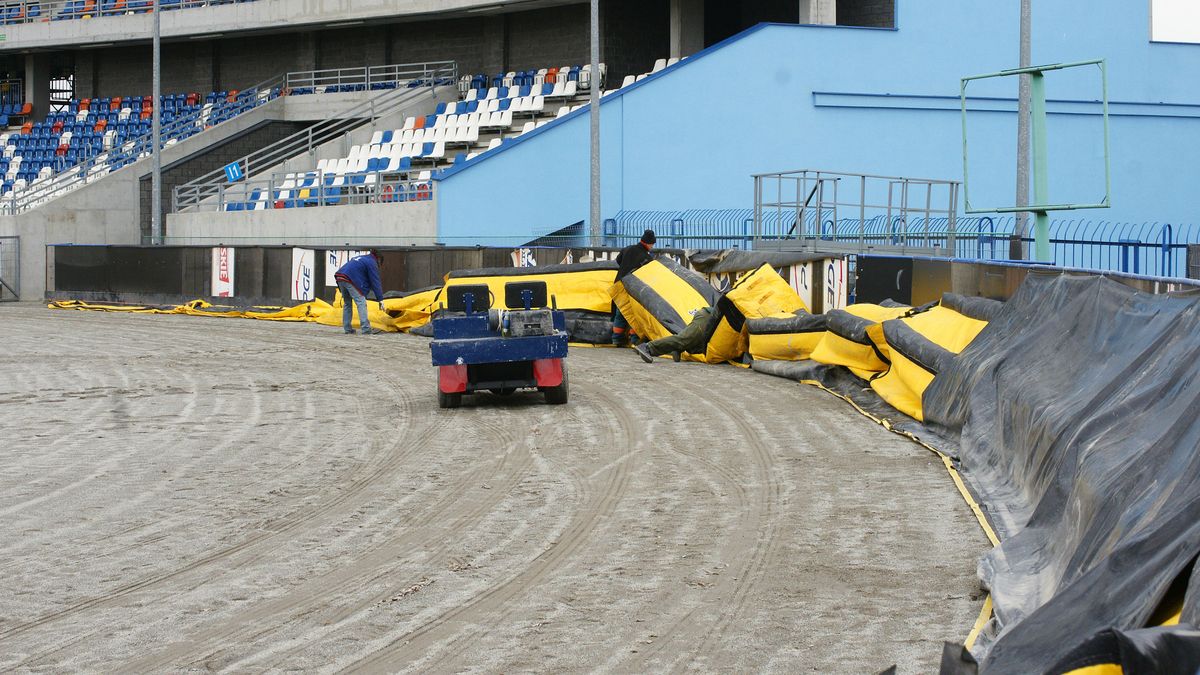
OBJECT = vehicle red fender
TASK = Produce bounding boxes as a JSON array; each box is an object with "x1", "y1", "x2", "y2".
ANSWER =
[
  {"x1": 533, "y1": 358, "x2": 563, "y2": 387},
  {"x1": 439, "y1": 364, "x2": 468, "y2": 393}
]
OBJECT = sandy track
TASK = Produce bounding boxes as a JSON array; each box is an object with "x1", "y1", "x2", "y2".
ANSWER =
[{"x1": 0, "y1": 304, "x2": 986, "y2": 672}]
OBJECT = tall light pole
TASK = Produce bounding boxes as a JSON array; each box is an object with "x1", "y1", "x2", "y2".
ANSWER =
[
  {"x1": 1013, "y1": 0, "x2": 1031, "y2": 259},
  {"x1": 151, "y1": 0, "x2": 162, "y2": 245},
  {"x1": 589, "y1": 0, "x2": 601, "y2": 247}
]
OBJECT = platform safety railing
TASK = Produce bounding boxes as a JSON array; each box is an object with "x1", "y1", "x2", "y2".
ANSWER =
[
  {"x1": 285, "y1": 62, "x2": 458, "y2": 93},
  {"x1": 753, "y1": 169, "x2": 962, "y2": 254},
  {"x1": 174, "y1": 61, "x2": 457, "y2": 213}
]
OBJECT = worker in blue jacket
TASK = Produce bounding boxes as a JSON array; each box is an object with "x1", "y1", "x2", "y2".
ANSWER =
[{"x1": 334, "y1": 251, "x2": 386, "y2": 335}]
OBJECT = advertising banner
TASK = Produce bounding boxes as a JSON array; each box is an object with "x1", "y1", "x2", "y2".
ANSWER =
[
  {"x1": 292, "y1": 248, "x2": 316, "y2": 301},
  {"x1": 326, "y1": 250, "x2": 371, "y2": 286},
  {"x1": 211, "y1": 247, "x2": 234, "y2": 298}
]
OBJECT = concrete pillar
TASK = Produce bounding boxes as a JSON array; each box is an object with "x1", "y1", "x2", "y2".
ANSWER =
[
  {"x1": 799, "y1": 0, "x2": 836, "y2": 25},
  {"x1": 23, "y1": 53, "x2": 50, "y2": 119},
  {"x1": 669, "y1": 0, "x2": 704, "y2": 58}
]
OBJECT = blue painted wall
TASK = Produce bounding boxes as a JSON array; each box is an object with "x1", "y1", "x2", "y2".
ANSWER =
[{"x1": 436, "y1": 0, "x2": 1200, "y2": 247}]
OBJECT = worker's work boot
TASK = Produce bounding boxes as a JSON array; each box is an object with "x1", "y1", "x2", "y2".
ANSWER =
[
  {"x1": 634, "y1": 343, "x2": 654, "y2": 363},
  {"x1": 671, "y1": 351, "x2": 682, "y2": 362}
]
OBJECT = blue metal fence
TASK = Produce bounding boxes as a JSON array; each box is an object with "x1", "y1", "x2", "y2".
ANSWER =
[{"x1": 607, "y1": 210, "x2": 1197, "y2": 279}]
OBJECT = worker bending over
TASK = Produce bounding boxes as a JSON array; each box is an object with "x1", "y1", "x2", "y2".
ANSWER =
[
  {"x1": 633, "y1": 305, "x2": 719, "y2": 363},
  {"x1": 334, "y1": 251, "x2": 386, "y2": 335},
  {"x1": 611, "y1": 229, "x2": 656, "y2": 346}
]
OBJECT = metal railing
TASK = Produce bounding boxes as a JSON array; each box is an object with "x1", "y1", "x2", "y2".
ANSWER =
[
  {"x1": 285, "y1": 62, "x2": 458, "y2": 93},
  {"x1": 189, "y1": 169, "x2": 434, "y2": 212},
  {"x1": 606, "y1": 209, "x2": 1200, "y2": 280},
  {"x1": 0, "y1": 0, "x2": 256, "y2": 26},
  {"x1": 174, "y1": 61, "x2": 456, "y2": 212},
  {"x1": 1, "y1": 72, "x2": 285, "y2": 215},
  {"x1": 753, "y1": 169, "x2": 961, "y2": 254},
  {"x1": 0, "y1": 236, "x2": 19, "y2": 301}
]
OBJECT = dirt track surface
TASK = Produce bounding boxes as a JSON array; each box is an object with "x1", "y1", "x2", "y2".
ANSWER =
[{"x1": 0, "y1": 304, "x2": 987, "y2": 673}]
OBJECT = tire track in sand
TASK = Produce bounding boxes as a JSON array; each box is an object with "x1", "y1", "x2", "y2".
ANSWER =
[
  {"x1": 341, "y1": 387, "x2": 640, "y2": 673},
  {"x1": 0, "y1": 365, "x2": 428, "y2": 646},
  {"x1": 123, "y1": 408, "x2": 534, "y2": 672}
]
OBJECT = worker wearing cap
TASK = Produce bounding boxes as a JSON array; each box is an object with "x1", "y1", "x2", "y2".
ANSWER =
[
  {"x1": 633, "y1": 305, "x2": 719, "y2": 363},
  {"x1": 334, "y1": 251, "x2": 386, "y2": 335},
  {"x1": 611, "y1": 229, "x2": 656, "y2": 346}
]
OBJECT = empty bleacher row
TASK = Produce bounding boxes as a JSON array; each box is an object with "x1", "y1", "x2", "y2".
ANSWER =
[
  {"x1": 216, "y1": 58, "x2": 688, "y2": 212},
  {"x1": 0, "y1": 0, "x2": 258, "y2": 24},
  {"x1": 218, "y1": 63, "x2": 623, "y2": 212},
  {"x1": 2, "y1": 87, "x2": 279, "y2": 202},
  {"x1": 613, "y1": 57, "x2": 683, "y2": 89}
]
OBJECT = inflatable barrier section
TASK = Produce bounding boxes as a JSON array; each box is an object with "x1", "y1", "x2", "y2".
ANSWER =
[
  {"x1": 868, "y1": 294, "x2": 1001, "y2": 421},
  {"x1": 610, "y1": 256, "x2": 721, "y2": 362},
  {"x1": 807, "y1": 301, "x2": 912, "y2": 380},
  {"x1": 705, "y1": 263, "x2": 809, "y2": 364}
]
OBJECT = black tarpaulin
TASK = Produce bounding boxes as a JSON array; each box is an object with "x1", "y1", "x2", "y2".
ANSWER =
[{"x1": 925, "y1": 272, "x2": 1200, "y2": 673}]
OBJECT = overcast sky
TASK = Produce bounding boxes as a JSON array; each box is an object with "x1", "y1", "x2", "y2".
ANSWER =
[{"x1": 1152, "y1": 0, "x2": 1200, "y2": 42}]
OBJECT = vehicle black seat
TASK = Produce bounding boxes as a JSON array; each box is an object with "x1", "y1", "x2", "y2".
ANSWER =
[
  {"x1": 445, "y1": 284, "x2": 493, "y2": 313},
  {"x1": 505, "y1": 281, "x2": 549, "y2": 310}
]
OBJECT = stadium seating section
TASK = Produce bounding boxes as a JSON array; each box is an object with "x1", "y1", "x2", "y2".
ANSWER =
[
  {"x1": 228, "y1": 61, "x2": 696, "y2": 212},
  {"x1": 2, "y1": 87, "x2": 280, "y2": 200},
  {"x1": 0, "y1": 0, "x2": 259, "y2": 25}
]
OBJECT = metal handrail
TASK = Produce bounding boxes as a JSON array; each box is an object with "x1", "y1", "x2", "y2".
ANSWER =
[
  {"x1": 1, "y1": 71, "x2": 286, "y2": 214},
  {"x1": 285, "y1": 61, "x2": 457, "y2": 91},
  {"x1": 175, "y1": 62, "x2": 456, "y2": 212},
  {"x1": 178, "y1": 169, "x2": 435, "y2": 212},
  {"x1": 0, "y1": 0, "x2": 252, "y2": 26}
]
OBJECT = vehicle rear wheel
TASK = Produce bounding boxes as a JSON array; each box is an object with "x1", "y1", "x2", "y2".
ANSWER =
[
  {"x1": 543, "y1": 363, "x2": 569, "y2": 405},
  {"x1": 438, "y1": 389, "x2": 462, "y2": 409}
]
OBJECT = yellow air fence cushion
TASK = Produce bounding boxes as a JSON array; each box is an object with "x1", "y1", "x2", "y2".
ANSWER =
[
  {"x1": 870, "y1": 305, "x2": 989, "y2": 421},
  {"x1": 747, "y1": 310, "x2": 828, "y2": 361},
  {"x1": 705, "y1": 264, "x2": 810, "y2": 364},
  {"x1": 610, "y1": 258, "x2": 718, "y2": 344},
  {"x1": 809, "y1": 303, "x2": 911, "y2": 379}
]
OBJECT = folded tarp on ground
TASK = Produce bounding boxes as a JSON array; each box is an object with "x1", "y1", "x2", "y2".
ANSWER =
[
  {"x1": 869, "y1": 294, "x2": 999, "y2": 421},
  {"x1": 611, "y1": 257, "x2": 721, "y2": 360},
  {"x1": 706, "y1": 263, "x2": 809, "y2": 364},
  {"x1": 927, "y1": 272, "x2": 1200, "y2": 673},
  {"x1": 50, "y1": 298, "x2": 407, "y2": 332}
]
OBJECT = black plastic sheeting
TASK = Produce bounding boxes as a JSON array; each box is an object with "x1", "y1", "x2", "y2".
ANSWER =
[
  {"x1": 688, "y1": 249, "x2": 826, "y2": 274},
  {"x1": 925, "y1": 272, "x2": 1200, "y2": 673}
]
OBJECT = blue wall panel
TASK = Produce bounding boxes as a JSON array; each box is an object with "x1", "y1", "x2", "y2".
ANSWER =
[{"x1": 436, "y1": 0, "x2": 1200, "y2": 246}]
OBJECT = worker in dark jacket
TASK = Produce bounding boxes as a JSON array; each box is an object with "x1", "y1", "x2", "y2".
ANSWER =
[
  {"x1": 633, "y1": 305, "x2": 719, "y2": 363},
  {"x1": 611, "y1": 229, "x2": 656, "y2": 346},
  {"x1": 334, "y1": 251, "x2": 386, "y2": 335}
]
